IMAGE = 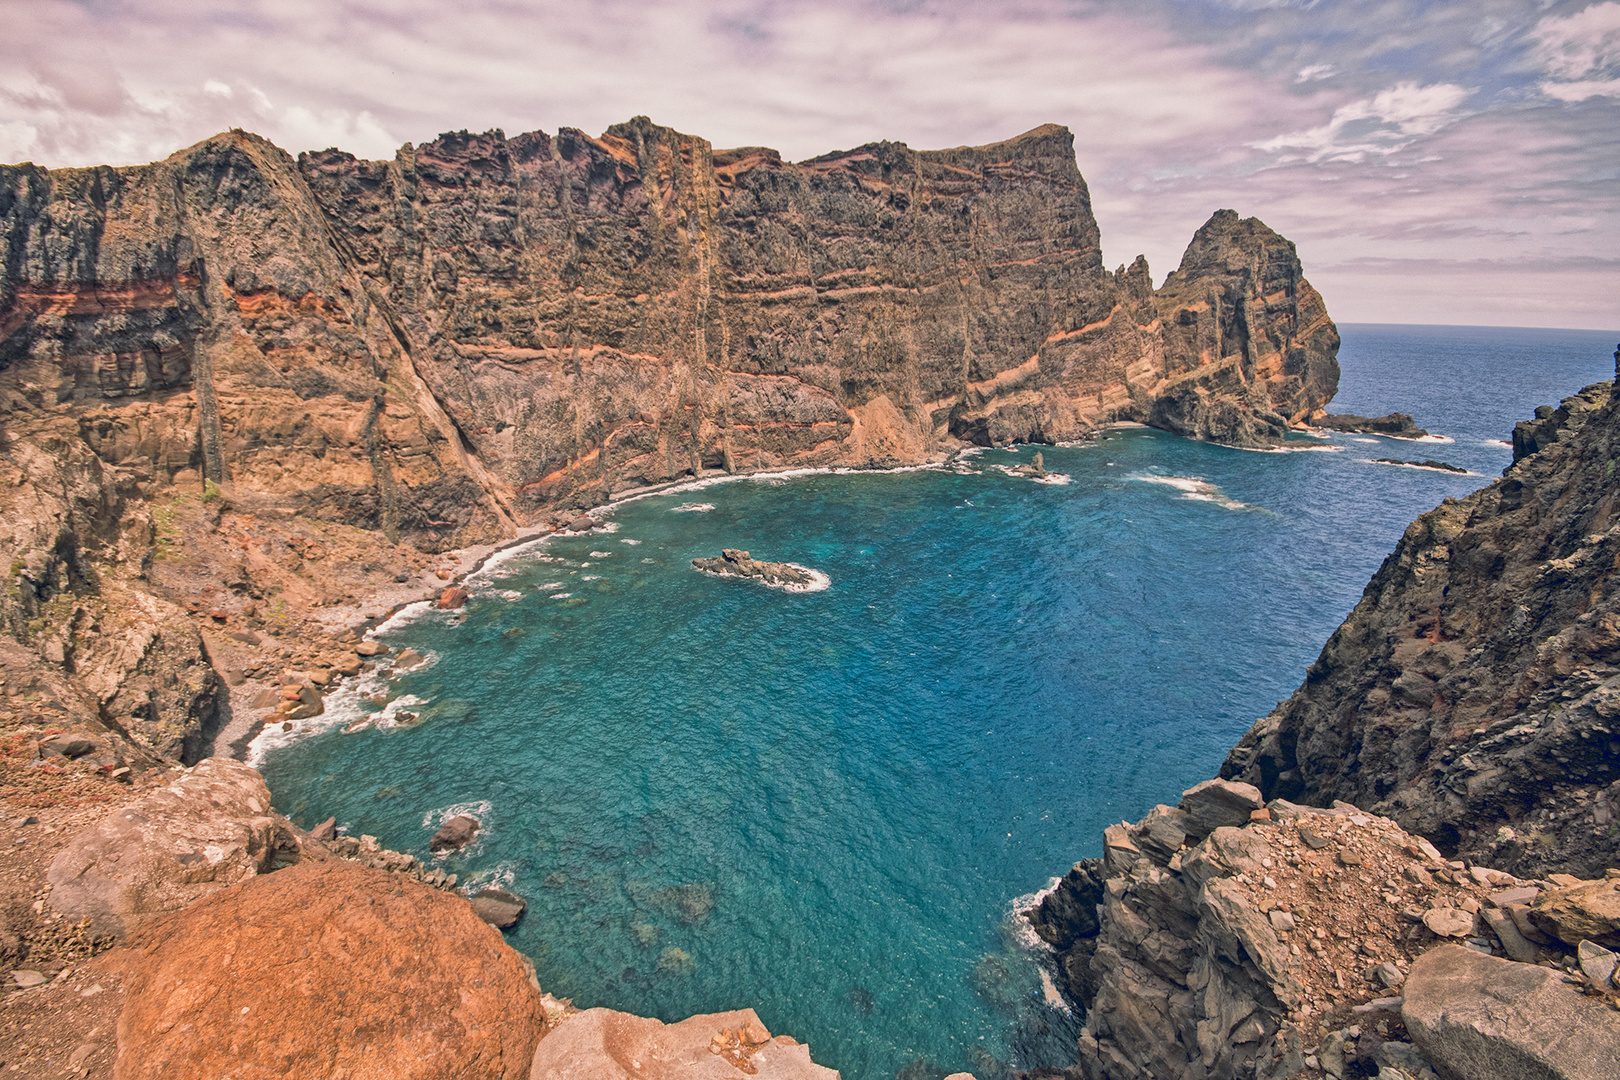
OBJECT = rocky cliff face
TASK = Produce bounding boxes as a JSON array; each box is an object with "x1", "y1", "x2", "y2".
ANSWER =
[{"x1": 1222, "y1": 382, "x2": 1620, "y2": 878}]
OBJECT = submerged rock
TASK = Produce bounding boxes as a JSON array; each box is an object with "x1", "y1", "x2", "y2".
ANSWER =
[{"x1": 692, "y1": 550, "x2": 822, "y2": 591}]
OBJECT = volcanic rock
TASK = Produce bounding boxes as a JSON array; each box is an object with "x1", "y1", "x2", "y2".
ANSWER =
[
  {"x1": 46, "y1": 758, "x2": 291, "y2": 937},
  {"x1": 111, "y1": 859, "x2": 543, "y2": 1080},
  {"x1": 430, "y1": 814, "x2": 480, "y2": 853},
  {"x1": 1402, "y1": 945, "x2": 1620, "y2": 1080},
  {"x1": 692, "y1": 550, "x2": 820, "y2": 590},
  {"x1": 1317, "y1": 412, "x2": 1430, "y2": 438},
  {"x1": 470, "y1": 887, "x2": 527, "y2": 929},
  {"x1": 529, "y1": 1007, "x2": 836, "y2": 1080}
]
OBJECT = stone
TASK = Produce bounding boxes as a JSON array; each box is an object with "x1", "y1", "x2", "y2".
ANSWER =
[
  {"x1": 111, "y1": 859, "x2": 542, "y2": 1080},
  {"x1": 1578, "y1": 940, "x2": 1617, "y2": 989},
  {"x1": 47, "y1": 758, "x2": 286, "y2": 937},
  {"x1": 308, "y1": 817, "x2": 337, "y2": 842},
  {"x1": 1403, "y1": 945, "x2": 1620, "y2": 1080},
  {"x1": 393, "y1": 649, "x2": 426, "y2": 671},
  {"x1": 40, "y1": 734, "x2": 95, "y2": 758},
  {"x1": 1176, "y1": 778, "x2": 1264, "y2": 839},
  {"x1": 1374, "y1": 962, "x2": 1406, "y2": 989},
  {"x1": 1530, "y1": 876, "x2": 1620, "y2": 948},
  {"x1": 529, "y1": 1007, "x2": 836, "y2": 1080},
  {"x1": 691, "y1": 550, "x2": 821, "y2": 590},
  {"x1": 355, "y1": 640, "x2": 386, "y2": 656},
  {"x1": 9, "y1": 969, "x2": 47, "y2": 988},
  {"x1": 437, "y1": 586, "x2": 470, "y2": 610},
  {"x1": 1422, "y1": 908, "x2": 1475, "y2": 938},
  {"x1": 430, "y1": 815, "x2": 479, "y2": 853},
  {"x1": 1482, "y1": 907, "x2": 1541, "y2": 964},
  {"x1": 470, "y1": 887, "x2": 527, "y2": 929},
  {"x1": 1269, "y1": 909, "x2": 1297, "y2": 933},
  {"x1": 1317, "y1": 413, "x2": 1430, "y2": 438}
]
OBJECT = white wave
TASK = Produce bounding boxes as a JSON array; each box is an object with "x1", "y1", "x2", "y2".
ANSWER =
[
  {"x1": 1484, "y1": 438, "x2": 1511, "y2": 448},
  {"x1": 1006, "y1": 877, "x2": 1062, "y2": 952},
  {"x1": 373, "y1": 600, "x2": 435, "y2": 635},
  {"x1": 671, "y1": 502, "x2": 715, "y2": 513},
  {"x1": 499, "y1": 590, "x2": 523, "y2": 601},
  {"x1": 1231, "y1": 442, "x2": 1345, "y2": 455},
  {"x1": 620, "y1": 538, "x2": 642, "y2": 545},
  {"x1": 642, "y1": 558, "x2": 657, "y2": 564},
  {"x1": 956, "y1": 446, "x2": 985, "y2": 458},
  {"x1": 597, "y1": 520, "x2": 620, "y2": 532},
  {"x1": 422, "y1": 799, "x2": 493, "y2": 832},
  {"x1": 1134, "y1": 473, "x2": 1254, "y2": 511},
  {"x1": 1353, "y1": 437, "x2": 1379, "y2": 444},
  {"x1": 244, "y1": 671, "x2": 393, "y2": 766},
  {"x1": 582, "y1": 575, "x2": 601, "y2": 581},
  {"x1": 549, "y1": 592, "x2": 572, "y2": 600},
  {"x1": 991, "y1": 464, "x2": 1072, "y2": 485},
  {"x1": 458, "y1": 861, "x2": 519, "y2": 893},
  {"x1": 589, "y1": 551, "x2": 613, "y2": 558},
  {"x1": 373, "y1": 693, "x2": 430, "y2": 729},
  {"x1": 1414, "y1": 433, "x2": 1453, "y2": 444}
]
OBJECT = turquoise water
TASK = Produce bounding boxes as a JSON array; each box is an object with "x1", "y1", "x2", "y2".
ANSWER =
[{"x1": 259, "y1": 325, "x2": 1616, "y2": 1079}]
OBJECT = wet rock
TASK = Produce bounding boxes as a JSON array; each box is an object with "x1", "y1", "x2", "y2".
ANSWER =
[
  {"x1": 1402, "y1": 945, "x2": 1620, "y2": 1080},
  {"x1": 393, "y1": 649, "x2": 426, "y2": 671},
  {"x1": 436, "y1": 586, "x2": 469, "y2": 610},
  {"x1": 355, "y1": 640, "x2": 386, "y2": 656},
  {"x1": 47, "y1": 758, "x2": 289, "y2": 937},
  {"x1": 1317, "y1": 412, "x2": 1429, "y2": 438},
  {"x1": 111, "y1": 859, "x2": 542, "y2": 1080},
  {"x1": 469, "y1": 887, "x2": 526, "y2": 929},
  {"x1": 691, "y1": 549, "x2": 820, "y2": 590},
  {"x1": 529, "y1": 1007, "x2": 836, "y2": 1080},
  {"x1": 429, "y1": 815, "x2": 479, "y2": 853}
]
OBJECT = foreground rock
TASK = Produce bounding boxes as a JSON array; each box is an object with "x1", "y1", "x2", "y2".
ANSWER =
[
  {"x1": 112, "y1": 859, "x2": 544, "y2": 1080},
  {"x1": 692, "y1": 550, "x2": 823, "y2": 591},
  {"x1": 1224, "y1": 382, "x2": 1620, "y2": 877},
  {"x1": 529, "y1": 1007, "x2": 837, "y2": 1080},
  {"x1": 471, "y1": 886, "x2": 527, "y2": 929},
  {"x1": 46, "y1": 758, "x2": 299, "y2": 936},
  {"x1": 431, "y1": 814, "x2": 480, "y2": 852},
  {"x1": 1030, "y1": 780, "x2": 1558, "y2": 1080},
  {"x1": 1402, "y1": 945, "x2": 1620, "y2": 1080},
  {"x1": 1317, "y1": 412, "x2": 1430, "y2": 438}
]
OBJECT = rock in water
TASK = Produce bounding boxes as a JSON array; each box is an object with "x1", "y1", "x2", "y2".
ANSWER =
[
  {"x1": 470, "y1": 887, "x2": 526, "y2": 929},
  {"x1": 529, "y1": 1007, "x2": 836, "y2": 1080},
  {"x1": 436, "y1": 586, "x2": 470, "y2": 610},
  {"x1": 692, "y1": 550, "x2": 821, "y2": 590},
  {"x1": 110, "y1": 860, "x2": 543, "y2": 1080},
  {"x1": 430, "y1": 814, "x2": 480, "y2": 853},
  {"x1": 1317, "y1": 412, "x2": 1430, "y2": 438},
  {"x1": 1402, "y1": 945, "x2": 1620, "y2": 1080}
]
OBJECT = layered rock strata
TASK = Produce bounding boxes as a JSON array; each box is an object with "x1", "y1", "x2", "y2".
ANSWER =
[{"x1": 1223, "y1": 382, "x2": 1620, "y2": 877}]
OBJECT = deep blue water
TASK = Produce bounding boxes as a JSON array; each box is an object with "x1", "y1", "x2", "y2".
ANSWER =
[{"x1": 258, "y1": 325, "x2": 1616, "y2": 1080}]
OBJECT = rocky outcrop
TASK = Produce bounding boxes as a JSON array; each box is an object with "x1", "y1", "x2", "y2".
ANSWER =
[
  {"x1": 1222, "y1": 382, "x2": 1620, "y2": 877},
  {"x1": 45, "y1": 756, "x2": 295, "y2": 936},
  {"x1": 529, "y1": 1006, "x2": 838, "y2": 1080},
  {"x1": 110, "y1": 857, "x2": 545, "y2": 1080},
  {"x1": 692, "y1": 548, "x2": 823, "y2": 590},
  {"x1": 1401, "y1": 945, "x2": 1620, "y2": 1080},
  {"x1": 1317, "y1": 412, "x2": 1429, "y2": 438}
]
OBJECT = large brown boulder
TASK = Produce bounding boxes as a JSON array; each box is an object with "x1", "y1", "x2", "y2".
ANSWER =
[
  {"x1": 47, "y1": 757, "x2": 285, "y2": 936},
  {"x1": 1402, "y1": 945, "x2": 1620, "y2": 1080},
  {"x1": 1530, "y1": 872, "x2": 1620, "y2": 948},
  {"x1": 112, "y1": 858, "x2": 544, "y2": 1080},
  {"x1": 529, "y1": 1007, "x2": 837, "y2": 1080}
]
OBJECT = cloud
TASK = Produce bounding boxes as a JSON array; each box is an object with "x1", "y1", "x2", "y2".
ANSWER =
[
  {"x1": 1532, "y1": 0, "x2": 1620, "y2": 99},
  {"x1": 1252, "y1": 82, "x2": 1472, "y2": 164}
]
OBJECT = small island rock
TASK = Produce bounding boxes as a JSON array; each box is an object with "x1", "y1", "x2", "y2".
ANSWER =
[
  {"x1": 692, "y1": 550, "x2": 821, "y2": 590},
  {"x1": 430, "y1": 815, "x2": 480, "y2": 853}
]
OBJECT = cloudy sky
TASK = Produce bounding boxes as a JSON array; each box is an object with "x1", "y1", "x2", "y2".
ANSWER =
[{"x1": 2, "y1": 0, "x2": 1616, "y2": 330}]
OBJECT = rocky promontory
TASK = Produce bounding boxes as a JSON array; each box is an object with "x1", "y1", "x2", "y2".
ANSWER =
[
  {"x1": 1316, "y1": 413, "x2": 1431, "y2": 439},
  {"x1": 692, "y1": 548, "x2": 825, "y2": 590}
]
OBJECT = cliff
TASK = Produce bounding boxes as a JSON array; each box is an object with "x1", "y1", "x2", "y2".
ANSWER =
[{"x1": 1223, "y1": 382, "x2": 1620, "y2": 879}]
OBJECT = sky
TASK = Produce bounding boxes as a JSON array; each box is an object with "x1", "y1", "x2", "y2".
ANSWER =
[{"x1": 0, "y1": 0, "x2": 1616, "y2": 330}]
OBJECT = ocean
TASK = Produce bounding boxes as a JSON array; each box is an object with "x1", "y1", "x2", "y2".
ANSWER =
[{"x1": 255, "y1": 324, "x2": 1617, "y2": 1079}]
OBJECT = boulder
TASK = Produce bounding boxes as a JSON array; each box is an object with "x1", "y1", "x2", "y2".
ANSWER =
[
  {"x1": 1402, "y1": 945, "x2": 1620, "y2": 1080},
  {"x1": 430, "y1": 814, "x2": 480, "y2": 853},
  {"x1": 356, "y1": 640, "x2": 386, "y2": 656},
  {"x1": 40, "y1": 734, "x2": 96, "y2": 758},
  {"x1": 111, "y1": 859, "x2": 542, "y2": 1080},
  {"x1": 1176, "y1": 778, "x2": 1264, "y2": 840},
  {"x1": 1530, "y1": 874, "x2": 1620, "y2": 948},
  {"x1": 437, "y1": 586, "x2": 470, "y2": 610},
  {"x1": 529, "y1": 1007, "x2": 836, "y2": 1080},
  {"x1": 471, "y1": 887, "x2": 527, "y2": 929},
  {"x1": 393, "y1": 649, "x2": 427, "y2": 671},
  {"x1": 47, "y1": 758, "x2": 285, "y2": 937}
]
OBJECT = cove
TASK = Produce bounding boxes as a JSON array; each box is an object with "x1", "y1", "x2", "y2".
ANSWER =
[{"x1": 256, "y1": 326, "x2": 1617, "y2": 1080}]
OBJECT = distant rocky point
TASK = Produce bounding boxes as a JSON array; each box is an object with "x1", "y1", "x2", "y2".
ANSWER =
[
  {"x1": 1317, "y1": 412, "x2": 1430, "y2": 438},
  {"x1": 1371, "y1": 457, "x2": 1468, "y2": 474},
  {"x1": 692, "y1": 549, "x2": 825, "y2": 591}
]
